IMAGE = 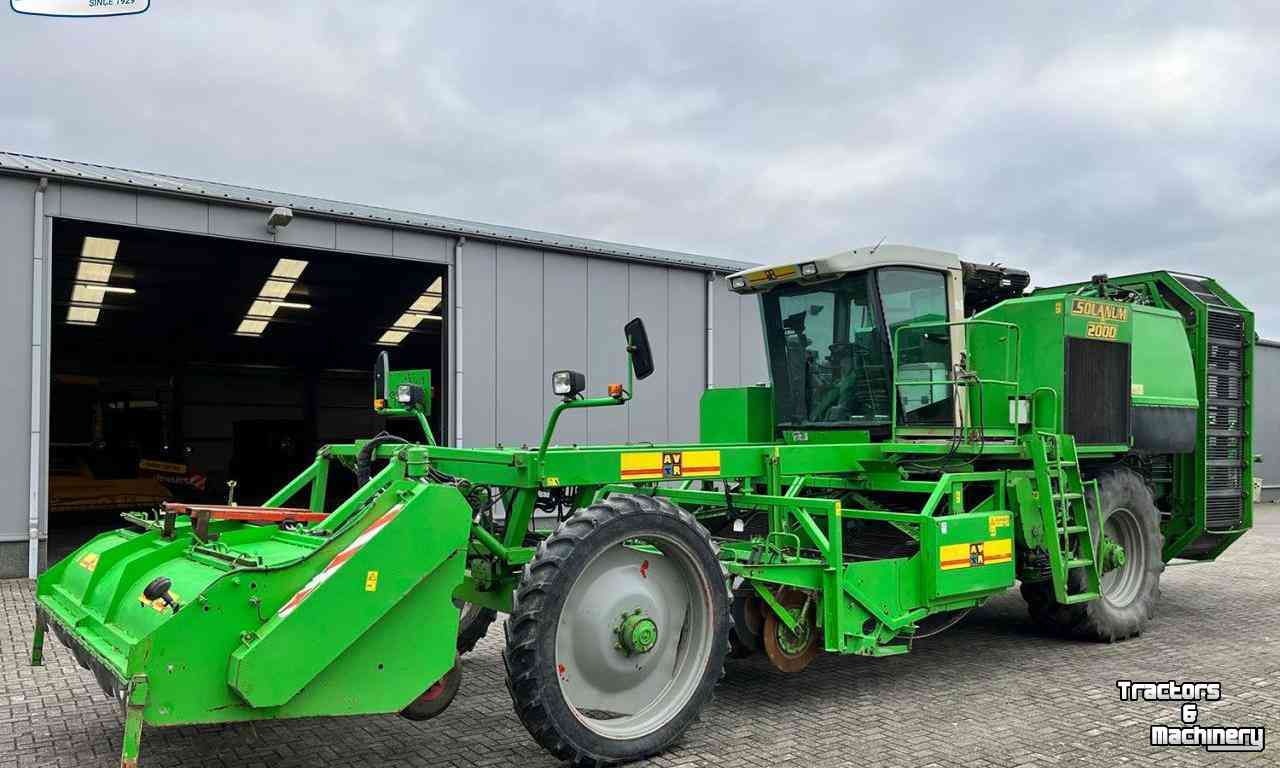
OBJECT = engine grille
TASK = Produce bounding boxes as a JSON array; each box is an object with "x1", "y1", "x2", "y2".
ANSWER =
[
  {"x1": 1064, "y1": 337, "x2": 1131, "y2": 445},
  {"x1": 1202, "y1": 305, "x2": 1247, "y2": 530}
]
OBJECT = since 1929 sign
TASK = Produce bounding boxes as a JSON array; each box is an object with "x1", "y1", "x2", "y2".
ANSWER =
[{"x1": 11, "y1": 0, "x2": 148, "y2": 17}]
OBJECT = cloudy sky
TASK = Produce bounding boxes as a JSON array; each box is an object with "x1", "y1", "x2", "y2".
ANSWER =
[{"x1": 2, "y1": 2, "x2": 1277, "y2": 333}]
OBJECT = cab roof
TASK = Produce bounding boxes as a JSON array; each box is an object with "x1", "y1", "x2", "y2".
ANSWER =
[{"x1": 727, "y1": 244, "x2": 961, "y2": 293}]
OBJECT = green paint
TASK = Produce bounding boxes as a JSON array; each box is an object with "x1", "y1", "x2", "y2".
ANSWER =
[
  {"x1": 32, "y1": 264, "x2": 1253, "y2": 766},
  {"x1": 617, "y1": 610, "x2": 659, "y2": 655}
]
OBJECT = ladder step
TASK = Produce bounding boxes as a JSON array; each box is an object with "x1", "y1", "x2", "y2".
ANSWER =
[
  {"x1": 1060, "y1": 525, "x2": 1089, "y2": 534},
  {"x1": 1061, "y1": 592, "x2": 1100, "y2": 605},
  {"x1": 1066, "y1": 558, "x2": 1094, "y2": 569},
  {"x1": 1055, "y1": 492, "x2": 1084, "y2": 501}
]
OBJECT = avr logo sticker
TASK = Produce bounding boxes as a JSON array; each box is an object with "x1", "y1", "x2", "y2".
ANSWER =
[{"x1": 11, "y1": 0, "x2": 148, "y2": 17}]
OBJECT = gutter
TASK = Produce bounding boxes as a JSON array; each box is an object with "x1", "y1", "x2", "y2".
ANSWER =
[{"x1": 29, "y1": 177, "x2": 47, "y2": 579}]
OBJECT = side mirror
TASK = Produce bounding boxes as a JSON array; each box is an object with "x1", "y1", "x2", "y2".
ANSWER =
[
  {"x1": 373, "y1": 351, "x2": 391, "y2": 409},
  {"x1": 624, "y1": 317, "x2": 655, "y2": 380}
]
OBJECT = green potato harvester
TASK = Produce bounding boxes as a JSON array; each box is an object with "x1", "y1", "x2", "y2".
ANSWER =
[{"x1": 32, "y1": 245, "x2": 1255, "y2": 767}]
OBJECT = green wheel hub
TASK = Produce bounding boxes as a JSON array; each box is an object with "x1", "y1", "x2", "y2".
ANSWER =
[
  {"x1": 1098, "y1": 534, "x2": 1127, "y2": 573},
  {"x1": 616, "y1": 609, "x2": 659, "y2": 655},
  {"x1": 775, "y1": 611, "x2": 811, "y2": 655}
]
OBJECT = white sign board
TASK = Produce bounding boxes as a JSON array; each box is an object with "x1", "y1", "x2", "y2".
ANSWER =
[{"x1": 12, "y1": 0, "x2": 148, "y2": 16}]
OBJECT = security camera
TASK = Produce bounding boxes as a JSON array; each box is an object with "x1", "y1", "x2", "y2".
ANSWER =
[{"x1": 266, "y1": 206, "x2": 294, "y2": 233}]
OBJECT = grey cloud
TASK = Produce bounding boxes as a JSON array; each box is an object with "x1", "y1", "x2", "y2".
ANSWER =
[{"x1": 1, "y1": 1, "x2": 1277, "y2": 331}]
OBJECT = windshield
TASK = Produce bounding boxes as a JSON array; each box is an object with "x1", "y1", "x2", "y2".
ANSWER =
[{"x1": 761, "y1": 267, "x2": 952, "y2": 428}]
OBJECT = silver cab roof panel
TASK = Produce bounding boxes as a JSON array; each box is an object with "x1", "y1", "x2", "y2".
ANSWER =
[{"x1": 727, "y1": 244, "x2": 961, "y2": 293}]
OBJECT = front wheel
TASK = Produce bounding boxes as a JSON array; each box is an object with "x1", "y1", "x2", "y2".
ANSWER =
[{"x1": 504, "y1": 493, "x2": 730, "y2": 767}]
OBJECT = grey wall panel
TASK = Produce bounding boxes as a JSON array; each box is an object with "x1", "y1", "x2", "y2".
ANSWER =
[
  {"x1": 495, "y1": 245, "x2": 544, "y2": 446},
  {"x1": 712, "y1": 277, "x2": 742, "y2": 387},
  {"x1": 138, "y1": 194, "x2": 209, "y2": 233},
  {"x1": 393, "y1": 230, "x2": 452, "y2": 264},
  {"x1": 0, "y1": 177, "x2": 35, "y2": 540},
  {"x1": 1256, "y1": 343, "x2": 1279, "y2": 501},
  {"x1": 627, "y1": 263, "x2": 670, "y2": 443},
  {"x1": 210, "y1": 204, "x2": 272, "y2": 241},
  {"x1": 586, "y1": 257, "x2": 630, "y2": 443},
  {"x1": 542, "y1": 251, "x2": 588, "y2": 444},
  {"x1": 336, "y1": 222, "x2": 394, "y2": 255},
  {"x1": 275, "y1": 215, "x2": 336, "y2": 250},
  {"x1": 739, "y1": 295, "x2": 768, "y2": 385},
  {"x1": 667, "y1": 270, "x2": 706, "y2": 442},
  {"x1": 42, "y1": 182, "x2": 61, "y2": 216},
  {"x1": 62, "y1": 184, "x2": 136, "y2": 225},
  {"x1": 459, "y1": 241, "x2": 497, "y2": 447}
]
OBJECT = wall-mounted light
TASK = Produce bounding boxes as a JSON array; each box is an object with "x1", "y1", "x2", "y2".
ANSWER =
[{"x1": 266, "y1": 206, "x2": 294, "y2": 234}]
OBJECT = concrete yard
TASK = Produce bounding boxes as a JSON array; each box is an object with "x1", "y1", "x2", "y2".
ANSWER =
[{"x1": 4, "y1": 508, "x2": 1277, "y2": 767}]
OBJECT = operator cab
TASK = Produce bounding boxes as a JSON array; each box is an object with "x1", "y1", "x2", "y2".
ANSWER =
[{"x1": 728, "y1": 245, "x2": 970, "y2": 438}]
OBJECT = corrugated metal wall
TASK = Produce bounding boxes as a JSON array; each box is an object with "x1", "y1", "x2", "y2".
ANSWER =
[
  {"x1": 0, "y1": 172, "x2": 767, "y2": 576},
  {"x1": 0, "y1": 176, "x2": 37, "y2": 575},
  {"x1": 458, "y1": 242, "x2": 766, "y2": 447},
  {"x1": 1256, "y1": 341, "x2": 1279, "y2": 502}
]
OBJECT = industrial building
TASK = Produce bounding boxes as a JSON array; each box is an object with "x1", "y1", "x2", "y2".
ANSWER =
[
  {"x1": 0, "y1": 152, "x2": 766, "y2": 578},
  {"x1": 1256, "y1": 339, "x2": 1279, "y2": 502}
]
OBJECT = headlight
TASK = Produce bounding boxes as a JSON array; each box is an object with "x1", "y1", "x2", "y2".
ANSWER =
[
  {"x1": 729, "y1": 276, "x2": 748, "y2": 290},
  {"x1": 800, "y1": 262, "x2": 819, "y2": 277},
  {"x1": 552, "y1": 370, "x2": 586, "y2": 398}
]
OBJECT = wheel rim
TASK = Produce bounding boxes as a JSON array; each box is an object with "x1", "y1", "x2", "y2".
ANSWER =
[
  {"x1": 1100, "y1": 507, "x2": 1145, "y2": 607},
  {"x1": 555, "y1": 534, "x2": 714, "y2": 740}
]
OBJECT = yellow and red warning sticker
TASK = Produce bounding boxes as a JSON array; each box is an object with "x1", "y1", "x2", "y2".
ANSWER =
[
  {"x1": 939, "y1": 538, "x2": 1013, "y2": 570},
  {"x1": 78, "y1": 552, "x2": 100, "y2": 572},
  {"x1": 620, "y1": 450, "x2": 721, "y2": 480}
]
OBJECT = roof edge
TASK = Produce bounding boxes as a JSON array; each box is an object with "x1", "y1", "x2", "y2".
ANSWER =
[{"x1": 0, "y1": 150, "x2": 754, "y2": 274}]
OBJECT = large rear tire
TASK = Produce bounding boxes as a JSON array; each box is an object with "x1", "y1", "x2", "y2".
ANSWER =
[
  {"x1": 504, "y1": 493, "x2": 731, "y2": 767},
  {"x1": 1021, "y1": 468, "x2": 1164, "y2": 641}
]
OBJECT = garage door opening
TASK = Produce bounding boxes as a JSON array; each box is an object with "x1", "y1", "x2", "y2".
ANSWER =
[{"x1": 46, "y1": 219, "x2": 447, "y2": 560}]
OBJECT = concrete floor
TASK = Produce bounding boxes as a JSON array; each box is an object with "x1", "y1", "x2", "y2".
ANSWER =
[{"x1": 3, "y1": 508, "x2": 1277, "y2": 767}]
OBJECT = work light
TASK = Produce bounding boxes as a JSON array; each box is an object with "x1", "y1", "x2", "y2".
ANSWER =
[
  {"x1": 800, "y1": 262, "x2": 819, "y2": 277},
  {"x1": 552, "y1": 370, "x2": 586, "y2": 399}
]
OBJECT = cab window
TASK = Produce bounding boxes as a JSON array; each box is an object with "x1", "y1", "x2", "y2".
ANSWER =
[{"x1": 878, "y1": 268, "x2": 952, "y2": 425}]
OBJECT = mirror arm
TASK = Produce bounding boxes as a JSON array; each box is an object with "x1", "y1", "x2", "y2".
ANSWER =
[{"x1": 537, "y1": 341, "x2": 637, "y2": 462}]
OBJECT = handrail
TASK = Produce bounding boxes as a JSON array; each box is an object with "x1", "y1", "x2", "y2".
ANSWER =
[{"x1": 889, "y1": 319, "x2": 1022, "y2": 438}]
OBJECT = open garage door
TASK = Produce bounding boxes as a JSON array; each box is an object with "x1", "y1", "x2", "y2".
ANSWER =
[{"x1": 47, "y1": 219, "x2": 447, "y2": 560}]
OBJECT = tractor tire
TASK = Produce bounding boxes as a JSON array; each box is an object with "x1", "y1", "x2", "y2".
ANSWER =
[
  {"x1": 1021, "y1": 468, "x2": 1164, "y2": 642},
  {"x1": 454, "y1": 600, "x2": 497, "y2": 655},
  {"x1": 503, "y1": 493, "x2": 731, "y2": 768}
]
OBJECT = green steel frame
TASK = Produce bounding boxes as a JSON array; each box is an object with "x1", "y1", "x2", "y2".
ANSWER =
[{"x1": 29, "y1": 265, "x2": 1253, "y2": 768}]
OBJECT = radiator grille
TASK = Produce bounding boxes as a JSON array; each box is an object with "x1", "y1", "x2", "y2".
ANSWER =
[
  {"x1": 1206, "y1": 435, "x2": 1243, "y2": 462},
  {"x1": 1206, "y1": 496, "x2": 1244, "y2": 530},
  {"x1": 1064, "y1": 337, "x2": 1130, "y2": 445},
  {"x1": 1202, "y1": 306, "x2": 1247, "y2": 530},
  {"x1": 1207, "y1": 404, "x2": 1242, "y2": 432},
  {"x1": 1175, "y1": 275, "x2": 1230, "y2": 308}
]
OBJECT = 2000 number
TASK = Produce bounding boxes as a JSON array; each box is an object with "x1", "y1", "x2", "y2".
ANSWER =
[{"x1": 1086, "y1": 322, "x2": 1118, "y2": 340}]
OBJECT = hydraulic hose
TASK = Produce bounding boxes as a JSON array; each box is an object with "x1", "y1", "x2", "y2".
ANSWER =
[{"x1": 355, "y1": 434, "x2": 410, "y2": 487}]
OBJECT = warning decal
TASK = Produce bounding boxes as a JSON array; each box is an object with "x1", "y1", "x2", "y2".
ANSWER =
[
  {"x1": 939, "y1": 538, "x2": 1013, "y2": 571},
  {"x1": 620, "y1": 450, "x2": 720, "y2": 480},
  {"x1": 277, "y1": 504, "x2": 402, "y2": 619}
]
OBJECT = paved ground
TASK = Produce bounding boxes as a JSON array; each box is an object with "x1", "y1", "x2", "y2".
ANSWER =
[{"x1": 4, "y1": 509, "x2": 1277, "y2": 768}]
